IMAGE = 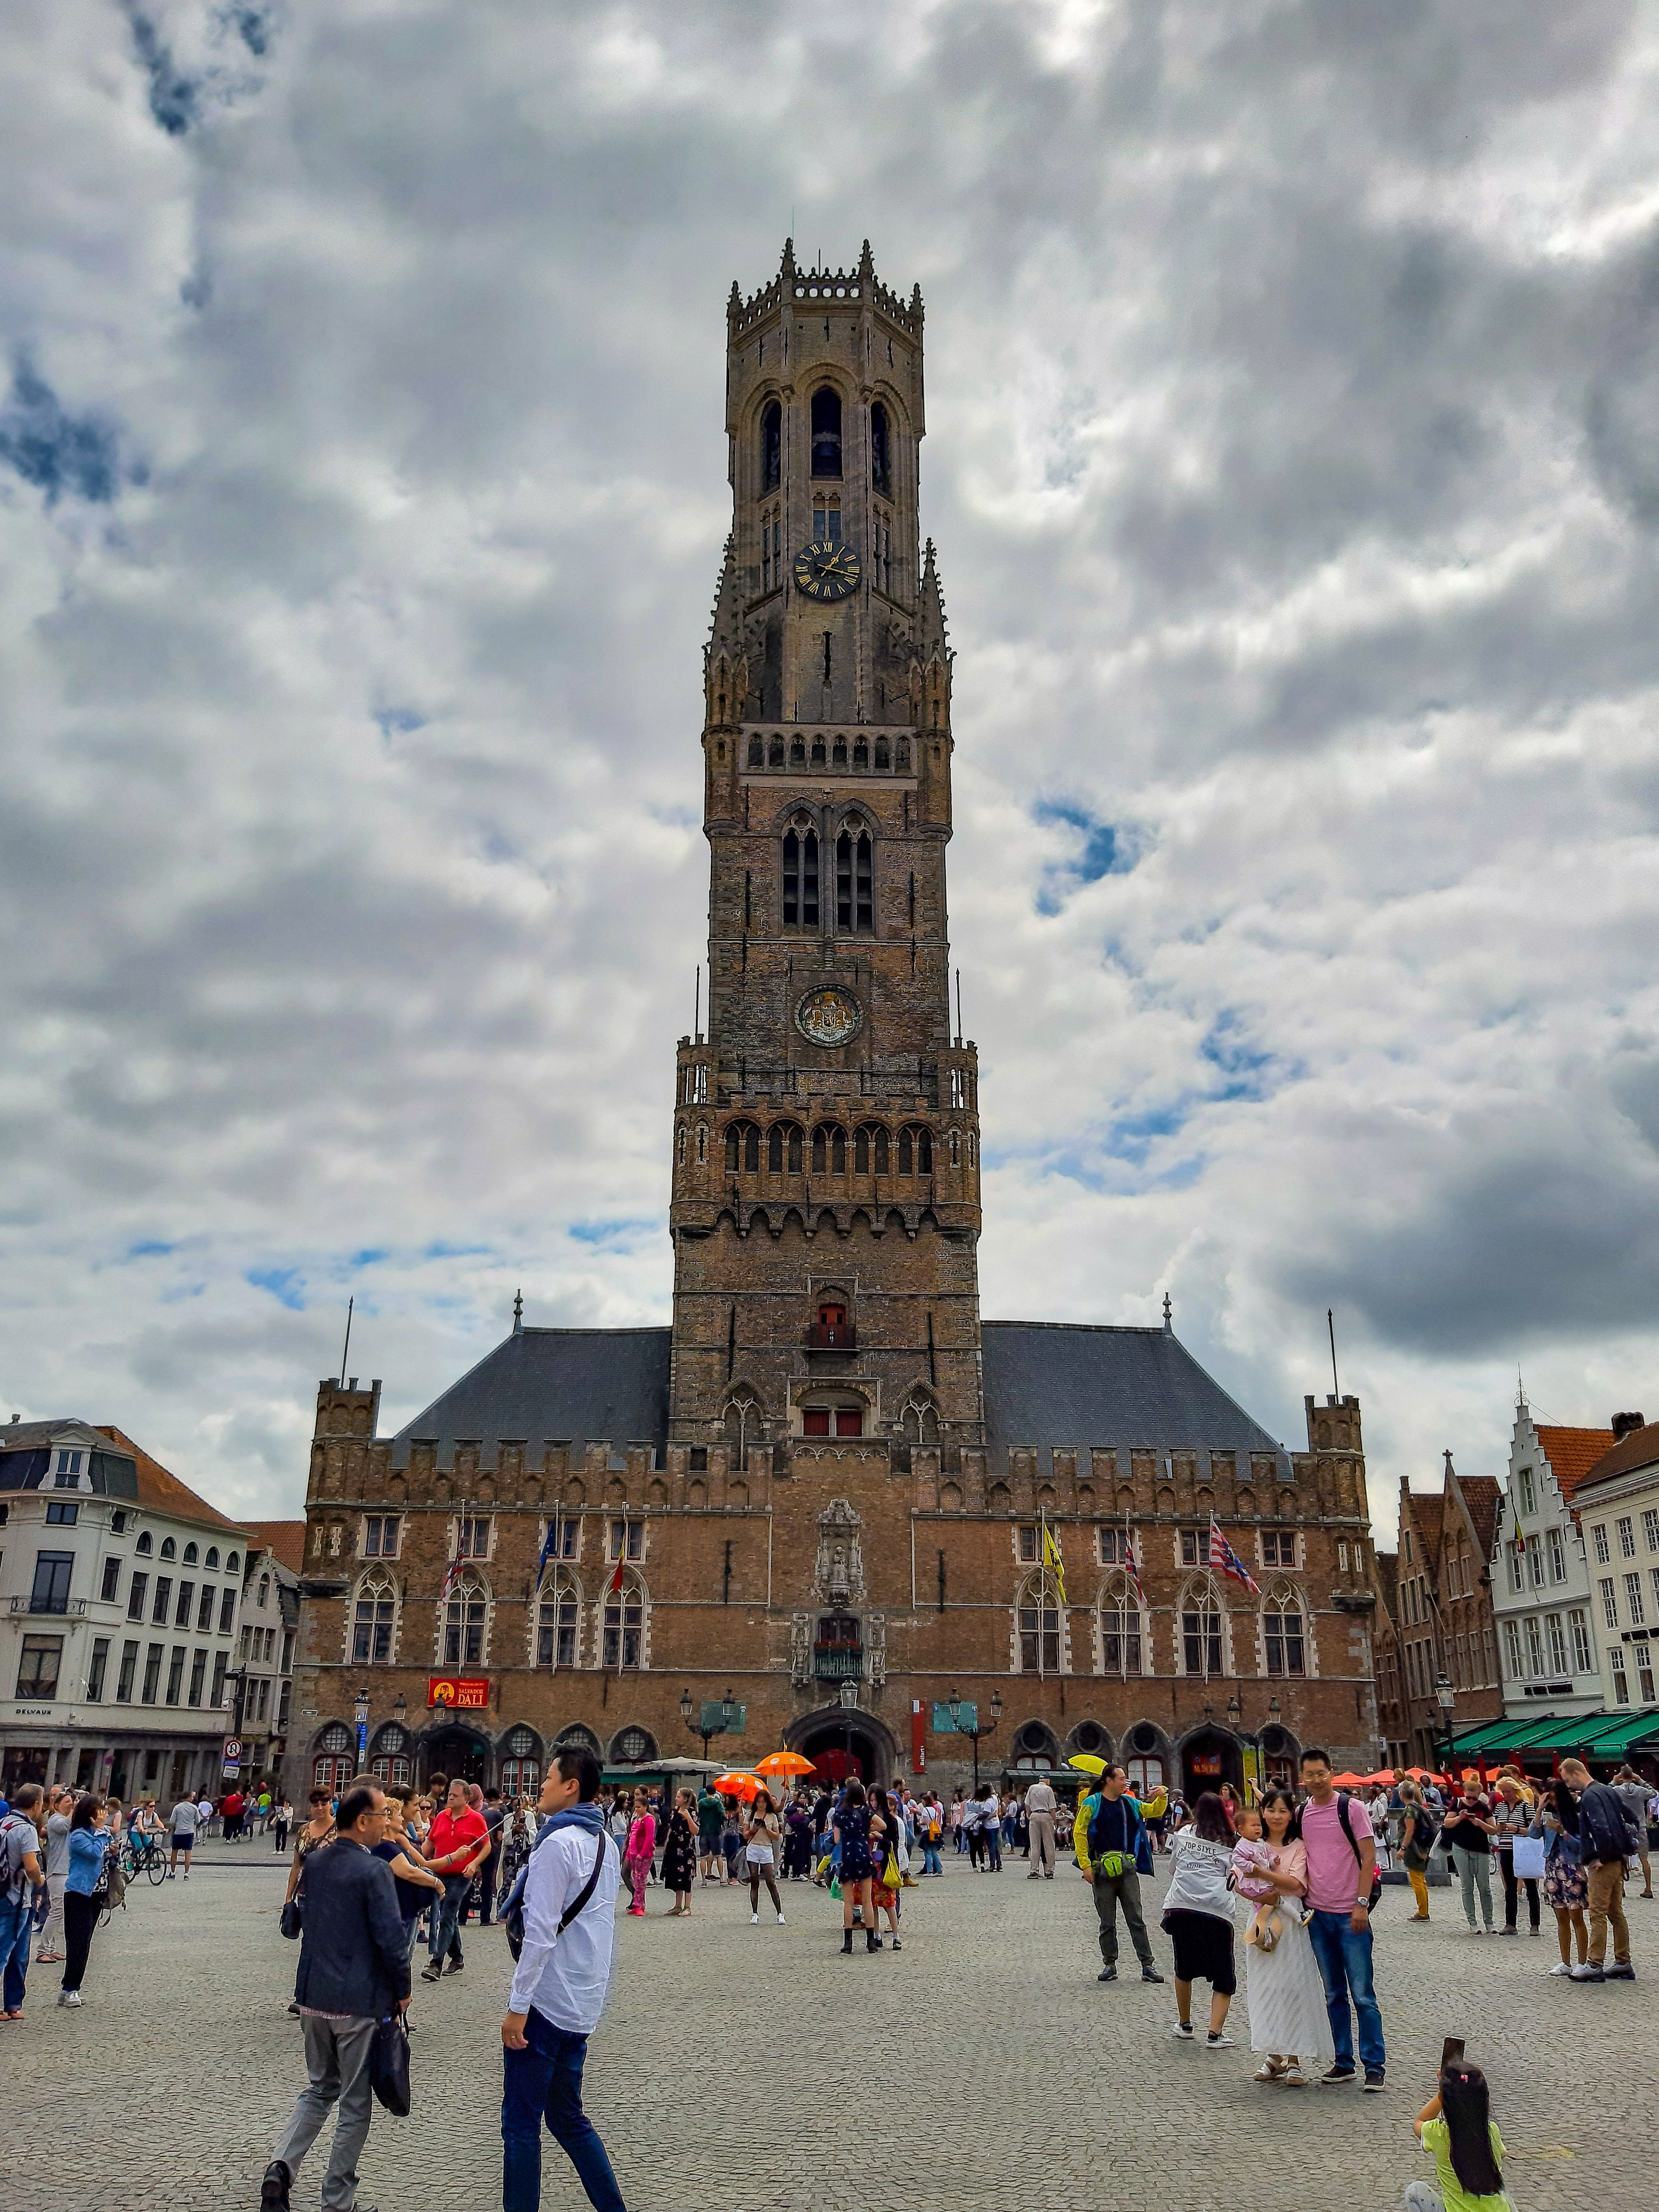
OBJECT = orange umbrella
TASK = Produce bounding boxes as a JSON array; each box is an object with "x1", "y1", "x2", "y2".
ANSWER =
[
  {"x1": 755, "y1": 1751, "x2": 816, "y2": 1778},
  {"x1": 714, "y1": 1771, "x2": 760, "y2": 1799},
  {"x1": 1361, "y1": 1770, "x2": 1396, "y2": 1786},
  {"x1": 1330, "y1": 1772, "x2": 1367, "y2": 1787}
]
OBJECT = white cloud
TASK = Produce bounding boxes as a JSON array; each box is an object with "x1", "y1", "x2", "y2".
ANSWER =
[{"x1": 4, "y1": 0, "x2": 1658, "y2": 1540}]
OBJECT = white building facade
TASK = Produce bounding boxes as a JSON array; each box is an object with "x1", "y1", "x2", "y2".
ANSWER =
[
  {"x1": 1491, "y1": 1402, "x2": 1612, "y2": 1719},
  {"x1": 1573, "y1": 1420, "x2": 1659, "y2": 1729},
  {"x1": 0, "y1": 1417, "x2": 251, "y2": 1808}
]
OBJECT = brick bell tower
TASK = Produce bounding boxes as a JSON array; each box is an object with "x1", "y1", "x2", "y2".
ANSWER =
[{"x1": 668, "y1": 240, "x2": 983, "y2": 1457}]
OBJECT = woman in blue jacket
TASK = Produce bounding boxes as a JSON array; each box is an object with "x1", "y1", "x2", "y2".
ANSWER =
[{"x1": 59, "y1": 1795, "x2": 111, "y2": 2007}]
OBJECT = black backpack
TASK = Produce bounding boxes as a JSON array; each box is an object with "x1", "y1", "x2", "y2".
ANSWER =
[{"x1": 1336, "y1": 1791, "x2": 1383, "y2": 1909}]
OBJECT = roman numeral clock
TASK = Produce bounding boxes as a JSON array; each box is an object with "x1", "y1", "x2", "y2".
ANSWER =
[{"x1": 793, "y1": 539, "x2": 862, "y2": 601}]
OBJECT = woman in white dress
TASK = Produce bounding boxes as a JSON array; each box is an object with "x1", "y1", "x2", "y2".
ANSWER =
[{"x1": 1245, "y1": 1787, "x2": 1336, "y2": 2086}]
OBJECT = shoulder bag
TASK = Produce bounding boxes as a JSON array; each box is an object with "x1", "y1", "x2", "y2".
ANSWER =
[
  {"x1": 505, "y1": 1834, "x2": 609, "y2": 1963},
  {"x1": 370, "y1": 2009, "x2": 412, "y2": 2117}
]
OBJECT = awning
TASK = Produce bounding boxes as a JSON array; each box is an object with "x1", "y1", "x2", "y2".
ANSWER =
[
  {"x1": 1444, "y1": 1718, "x2": 1537, "y2": 1756},
  {"x1": 1564, "y1": 1711, "x2": 1659, "y2": 1759},
  {"x1": 1451, "y1": 1710, "x2": 1648, "y2": 1759}
]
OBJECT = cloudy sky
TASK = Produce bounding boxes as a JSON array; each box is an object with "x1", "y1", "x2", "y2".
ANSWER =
[{"x1": 4, "y1": 0, "x2": 1658, "y2": 1535}]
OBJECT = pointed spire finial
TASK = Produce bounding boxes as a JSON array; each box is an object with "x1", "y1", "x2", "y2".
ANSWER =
[
  {"x1": 513, "y1": 1288, "x2": 523, "y2": 1334},
  {"x1": 858, "y1": 239, "x2": 874, "y2": 281},
  {"x1": 780, "y1": 236, "x2": 796, "y2": 279},
  {"x1": 1162, "y1": 1290, "x2": 1172, "y2": 1332},
  {"x1": 1516, "y1": 1369, "x2": 1527, "y2": 1412}
]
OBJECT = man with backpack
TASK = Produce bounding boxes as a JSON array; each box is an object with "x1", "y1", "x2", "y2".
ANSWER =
[
  {"x1": 501, "y1": 1742, "x2": 624, "y2": 2212},
  {"x1": 1073, "y1": 1764, "x2": 1164, "y2": 1985},
  {"x1": 0, "y1": 1783, "x2": 46, "y2": 2018},
  {"x1": 1298, "y1": 1747, "x2": 1385, "y2": 2092}
]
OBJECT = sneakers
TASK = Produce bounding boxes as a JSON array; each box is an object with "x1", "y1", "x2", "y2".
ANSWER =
[
  {"x1": 1499, "y1": 1925, "x2": 1518, "y2": 1936},
  {"x1": 1318, "y1": 2064, "x2": 1356, "y2": 2086},
  {"x1": 1097, "y1": 1966, "x2": 1118, "y2": 1983},
  {"x1": 1141, "y1": 1966, "x2": 1166, "y2": 1984},
  {"x1": 419, "y1": 1962, "x2": 442, "y2": 1982},
  {"x1": 1548, "y1": 1961, "x2": 1573, "y2": 1975},
  {"x1": 260, "y1": 2161, "x2": 293, "y2": 2212},
  {"x1": 776, "y1": 1913, "x2": 786, "y2": 1925},
  {"x1": 1205, "y1": 2031, "x2": 1234, "y2": 2048},
  {"x1": 1605, "y1": 1961, "x2": 1636, "y2": 1980},
  {"x1": 1170, "y1": 2021, "x2": 1194, "y2": 2039},
  {"x1": 750, "y1": 1912, "x2": 759, "y2": 1925},
  {"x1": 444, "y1": 1957, "x2": 465, "y2": 1974},
  {"x1": 890, "y1": 1935, "x2": 901, "y2": 1950},
  {"x1": 1363, "y1": 2070, "x2": 1386, "y2": 2093},
  {"x1": 1570, "y1": 1962, "x2": 1604, "y2": 1981},
  {"x1": 57, "y1": 1990, "x2": 82, "y2": 2007}
]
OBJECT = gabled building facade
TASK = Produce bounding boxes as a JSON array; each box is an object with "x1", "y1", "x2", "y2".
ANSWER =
[
  {"x1": 236, "y1": 1522, "x2": 304, "y2": 1789},
  {"x1": 1492, "y1": 1400, "x2": 1612, "y2": 1719},
  {"x1": 1573, "y1": 1416, "x2": 1659, "y2": 1732}
]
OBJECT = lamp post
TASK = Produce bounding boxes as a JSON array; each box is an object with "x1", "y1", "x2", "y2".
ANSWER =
[
  {"x1": 1434, "y1": 1672, "x2": 1456, "y2": 1781},
  {"x1": 944, "y1": 1687, "x2": 1002, "y2": 1794},
  {"x1": 680, "y1": 1685, "x2": 741, "y2": 1764},
  {"x1": 839, "y1": 1677, "x2": 859, "y2": 1780}
]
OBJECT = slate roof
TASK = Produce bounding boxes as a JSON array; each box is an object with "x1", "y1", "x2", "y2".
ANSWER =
[
  {"x1": 389, "y1": 1327, "x2": 674, "y2": 1470},
  {"x1": 1535, "y1": 1424, "x2": 1616, "y2": 1503},
  {"x1": 1575, "y1": 1420, "x2": 1659, "y2": 1496},
  {"x1": 979, "y1": 1322, "x2": 1285, "y2": 1474},
  {"x1": 96, "y1": 1426, "x2": 249, "y2": 1532}
]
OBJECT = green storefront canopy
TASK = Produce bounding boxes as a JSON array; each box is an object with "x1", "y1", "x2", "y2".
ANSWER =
[
  {"x1": 1444, "y1": 1718, "x2": 1537, "y2": 1756},
  {"x1": 1566, "y1": 1711, "x2": 1659, "y2": 1758},
  {"x1": 1448, "y1": 1710, "x2": 1656, "y2": 1760}
]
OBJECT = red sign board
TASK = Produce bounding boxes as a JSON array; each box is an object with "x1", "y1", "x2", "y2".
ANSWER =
[
  {"x1": 1189, "y1": 1752, "x2": 1223, "y2": 1777},
  {"x1": 427, "y1": 1676, "x2": 490, "y2": 1710}
]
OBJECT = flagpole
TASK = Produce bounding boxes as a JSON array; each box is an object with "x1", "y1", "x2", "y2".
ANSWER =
[{"x1": 1038, "y1": 1505, "x2": 1045, "y2": 1683}]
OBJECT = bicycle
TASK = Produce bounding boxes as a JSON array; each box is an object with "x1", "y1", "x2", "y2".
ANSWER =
[{"x1": 122, "y1": 1833, "x2": 169, "y2": 1886}]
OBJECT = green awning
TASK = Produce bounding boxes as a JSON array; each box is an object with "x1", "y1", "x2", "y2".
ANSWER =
[
  {"x1": 1565, "y1": 1711, "x2": 1659, "y2": 1758},
  {"x1": 1445, "y1": 1718, "x2": 1536, "y2": 1755},
  {"x1": 1447, "y1": 1708, "x2": 1659, "y2": 1761}
]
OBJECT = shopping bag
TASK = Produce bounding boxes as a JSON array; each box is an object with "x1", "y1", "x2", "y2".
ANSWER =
[
  {"x1": 1512, "y1": 1835, "x2": 1547, "y2": 1881},
  {"x1": 370, "y1": 2011, "x2": 412, "y2": 2116}
]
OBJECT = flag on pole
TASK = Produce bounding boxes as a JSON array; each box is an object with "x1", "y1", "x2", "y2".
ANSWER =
[
  {"x1": 1121, "y1": 1521, "x2": 1146, "y2": 1611},
  {"x1": 1042, "y1": 1520, "x2": 1067, "y2": 1605},
  {"x1": 534, "y1": 1513, "x2": 559, "y2": 1593},
  {"x1": 1209, "y1": 1517, "x2": 1260, "y2": 1593},
  {"x1": 607, "y1": 1553, "x2": 627, "y2": 1597}
]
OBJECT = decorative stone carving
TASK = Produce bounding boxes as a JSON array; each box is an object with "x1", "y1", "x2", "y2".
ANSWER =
[
  {"x1": 814, "y1": 1499, "x2": 865, "y2": 1605},
  {"x1": 866, "y1": 1612, "x2": 887, "y2": 1688},
  {"x1": 790, "y1": 1611, "x2": 812, "y2": 1688}
]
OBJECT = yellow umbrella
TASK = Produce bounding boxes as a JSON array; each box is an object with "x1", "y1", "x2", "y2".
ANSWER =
[{"x1": 1067, "y1": 1753, "x2": 1108, "y2": 1776}]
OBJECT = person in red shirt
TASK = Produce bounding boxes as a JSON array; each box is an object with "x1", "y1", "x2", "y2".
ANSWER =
[
  {"x1": 420, "y1": 1778, "x2": 490, "y2": 1983},
  {"x1": 222, "y1": 1790, "x2": 246, "y2": 1844}
]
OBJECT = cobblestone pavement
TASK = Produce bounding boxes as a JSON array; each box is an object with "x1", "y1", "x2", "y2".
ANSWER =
[{"x1": 5, "y1": 1838, "x2": 1654, "y2": 2211}]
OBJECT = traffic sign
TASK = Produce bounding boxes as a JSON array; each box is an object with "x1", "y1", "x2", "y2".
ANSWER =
[{"x1": 223, "y1": 1737, "x2": 242, "y2": 1760}]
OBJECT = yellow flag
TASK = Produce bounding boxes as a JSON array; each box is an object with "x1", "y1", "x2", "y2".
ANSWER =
[{"x1": 1043, "y1": 1522, "x2": 1067, "y2": 1605}]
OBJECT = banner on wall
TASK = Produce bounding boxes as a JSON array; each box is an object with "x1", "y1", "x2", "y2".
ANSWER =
[{"x1": 427, "y1": 1676, "x2": 490, "y2": 1710}]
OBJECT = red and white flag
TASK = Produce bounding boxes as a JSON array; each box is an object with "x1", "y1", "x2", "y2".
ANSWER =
[{"x1": 1209, "y1": 1517, "x2": 1260, "y2": 1593}]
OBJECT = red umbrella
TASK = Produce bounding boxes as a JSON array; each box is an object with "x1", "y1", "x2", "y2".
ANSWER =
[{"x1": 714, "y1": 1771, "x2": 760, "y2": 1800}]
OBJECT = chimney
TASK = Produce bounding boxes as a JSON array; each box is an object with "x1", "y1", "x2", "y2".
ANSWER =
[{"x1": 1612, "y1": 1411, "x2": 1646, "y2": 1442}]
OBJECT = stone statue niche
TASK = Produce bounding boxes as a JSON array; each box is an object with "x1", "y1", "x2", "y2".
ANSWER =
[{"x1": 814, "y1": 1499, "x2": 865, "y2": 1605}]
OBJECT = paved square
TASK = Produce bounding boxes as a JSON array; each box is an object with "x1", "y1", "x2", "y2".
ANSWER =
[{"x1": 6, "y1": 1840, "x2": 1651, "y2": 2210}]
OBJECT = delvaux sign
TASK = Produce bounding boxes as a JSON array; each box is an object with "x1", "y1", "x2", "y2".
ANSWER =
[{"x1": 427, "y1": 1676, "x2": 490, "y2": 1710}]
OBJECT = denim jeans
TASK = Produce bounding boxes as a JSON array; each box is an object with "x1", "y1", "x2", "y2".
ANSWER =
[
  {"x1": 0, "y1": 1897, "x2": 32, "y2": 2011},
  {"x1": 502, "y1": 2005, "x2": 625, "y2": 2212},
  {"x1": 1306, "y1": 1909, "x2": 1386, "y2": 2074},
  {"x1": 922, "y1": 1843, "x2": 942, "y2": 1876},
  {"x1": 429, "y1": 1873, "x2": 470, "y2": 1963}
]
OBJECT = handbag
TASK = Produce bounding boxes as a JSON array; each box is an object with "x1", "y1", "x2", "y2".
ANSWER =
[
  {"x1": 880, "y1": 1848, "x2": 901, "y2": 1891},
  {"x1": 1512, "y1": 1834, "x2": 1548, "y2": 1881},
  {"x1": 370, "y1": 2010, "x2": 411, "y2": 2117},
  {"x1": 280, "y1": 1895, "x2": 303, "y2": 1940}
]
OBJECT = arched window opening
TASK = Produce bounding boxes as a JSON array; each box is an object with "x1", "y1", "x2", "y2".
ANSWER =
[
  {"x1": 898, "y1": 1128, "x2": 912, "y2": 1177},
  {"x1": 782, "y1": 820, "x2": 819, "y2": 927},
  {"x1": 902, "y1": 1396, "x2": 939, "y2": 1443},
  {"x1": 726, "y1": 1124, "x2": 740, "y2": 1173},
  {"x1": 745, "y1": 1124, "x2": 759, "y2": 1174},
  {"x1": 676, "y1": 1125, "x2": 686, "y2": 1167},
  {"x1": 854, "y1": 1127, "x2": 869, "y2": 1173},
  {"x1": 810, "y1": 385, "x2": 841, "y2": 478},
  {"x1": 695, "y1": 1123, "x2": 707, "y2": 1165},
  {"x1": 603, "y1": 1574, "x2": 645, "y2": 1668},
  {"x1": 768, "y1": 1124, "x2": 784, "y2": 1174},
  {"x1": 874, "y1": 1127, "x2": 889, "y2": 1174},
  {"x1": 1263, "y1": 1589, "x2": 1306, "y2": 1677},
  {"x1": 1017, "y1": 1572, "x2": 1062, "y2": 1673},
  {"x1": 1098, "y1": 1571, "x2": 1144, "y2": 1676},
  {"x1": 874, "y1": 738, "x2": 890, "y2": 770},
  {"x1": 896, "y1": 739, "x2": 911, "y2": 771},
  {"x1": 501, "y1": 1724, "x2": 541, "y2": 1800},
  {"x1": 831, "y1": 1127, "x2": 846, "y2": 1174},
  {"x1": 183, "y1": 1542, "x2": 198, "y2": 1565},
  {"x1": 813, "y1": 1296, "x2": 850, "y2": 1349},
  {"x1": 160, "y1": 1537, "x2": 176, "y2": 1561},
  {"x1": 871, "y1": 402, "x2": 891, "y2": 495},
  {"x1": 810, "y1": 736, "x2": 827, "y2": 765},
  {"x1": 917, "y1": 1127, "x2": 933, "y2": 1174},
  {"x1": 832, "y1": 735, "x2": 847, "y2": 767},
  {"x1": 748, "y1": 736, "x2": 763, "y2": 766},
  {"x1": 443, "y1": 1569, "x2": 489, "y2": 1668},
  {"x1": 812, "y1": 1126, "x2": 827, "y2": 1174},
  {"x1": 535, "y1": 1572, "x2": 579, "y2": 1669},
  {"x1": 949, "y1": 1130, "x2": 961, "y2": 1166},
  {"x1": 790, "y1": 735, "x2": 806, "y2": 764},
  {"x1": 352, "y1": 1572, "x2": 398, "y2": 1666},
  {"x1": 835, "y1": 825, "x2": 873, "y2": 932},
  {"x1": 1179, "y1": 1579, "x2": 1223, "y2": 1679},
  {"x1": 760, "y1": 399, "x2": 781, "y2": 492},
  {"x1": 314, "y1": 1721, "x2": 353, "y2": 1795},
  {"x1": 853, "y1": 737, "x2": 868, "y2": 769},
  {"x1": 768, "y1": 736, "x2": 784, "y2": 766}
]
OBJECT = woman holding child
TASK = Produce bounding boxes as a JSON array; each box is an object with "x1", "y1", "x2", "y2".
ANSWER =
[{"x1": 1239, "y1": 1787, "x2": 1335, "y2": 2086}]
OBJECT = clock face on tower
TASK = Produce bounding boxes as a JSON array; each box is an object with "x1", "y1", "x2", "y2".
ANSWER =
[
  {"x1": 793, "y1": 539, "x2": 861, "y2": 602},
  {"x1": 795, "y1": 986, "x2": 863, "y2": 1047}
]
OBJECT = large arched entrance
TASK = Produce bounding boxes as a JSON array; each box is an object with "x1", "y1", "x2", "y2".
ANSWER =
[
  {"x1": 786, "y1": 1703, "x2": 898, "y2": 1788},
  {"x1": 422, "y1": 1722, "x2": 491, "y2": 1786},
  {"x1": 1180, "y1": 1726, "x2": 1244, "y2": 1803}
]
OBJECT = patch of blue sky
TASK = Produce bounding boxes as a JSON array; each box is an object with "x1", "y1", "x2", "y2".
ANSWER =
[
  {"x1": 422, "y1": 1240, "x2": 494, "y2": 1261},
  {"x1": 1032, "y1": 799, "x2": 1141, "y2": 916},
  {"x1": 0, "y1": 360, "x2": 121, "y2": 505},
  {"x1": 1199, "y1": 1012, "x2": 1296, "y2": 1103},
  {"x1": 568, "y1": 1217, "x2": 661, "y2": 1246},
  {"x1": 247, "y1": 1265, "x2": 306, "y2": 1310},
  {"x1": 124, "y1": 1239, "x2": 176, "y2": 1259},
  {"x1": 374, "y1": 706, "x2": 427, "y2": 739}
]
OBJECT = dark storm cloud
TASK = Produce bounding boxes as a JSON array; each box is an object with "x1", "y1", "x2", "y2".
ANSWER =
[{"x1": 2, "y1": 0, "x2": 1657, "y2": 1517}]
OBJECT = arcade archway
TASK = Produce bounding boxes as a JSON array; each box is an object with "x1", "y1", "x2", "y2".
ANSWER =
[{"x1": 786, "y1": 1702, "x2": 899, "y2": 1788}]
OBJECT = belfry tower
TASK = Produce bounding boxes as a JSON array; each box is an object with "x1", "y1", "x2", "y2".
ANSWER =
[{"x1": 668, "y1": 241, "x2": 983, "y2": 1456}]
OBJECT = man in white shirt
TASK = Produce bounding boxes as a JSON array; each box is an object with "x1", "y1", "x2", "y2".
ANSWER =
[
  {"x1": 168, "y1": 1796, "x2": 201, "y2": 1880},
  {"x1": 501, "y1": 1745, "x2": 625, "y2": 2212},
  {"x1": 1024, "y1": 1778, "x2": 1059, "y2": 1878}
]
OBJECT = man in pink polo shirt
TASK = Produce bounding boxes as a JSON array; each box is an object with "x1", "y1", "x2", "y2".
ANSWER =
[{"x1": 1298, "y1": 1747, "x2": 1385, "y2": 2091}]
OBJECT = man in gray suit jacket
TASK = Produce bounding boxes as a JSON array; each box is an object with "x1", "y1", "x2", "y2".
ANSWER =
[{"x1": 263, "y1": 1782, "x2": 411, "y2": 2212}]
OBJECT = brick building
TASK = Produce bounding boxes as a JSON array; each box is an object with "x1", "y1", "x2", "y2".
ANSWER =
[
  {"x1": 1379, "y1": 1453, "x2": 1502, "y2": 1771},
  {"x1": 288, "y1": 243, "x2": 1385, "y2": 1805}
]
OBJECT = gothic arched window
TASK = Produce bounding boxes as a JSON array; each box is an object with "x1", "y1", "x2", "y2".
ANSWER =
[
  {"x1": 898, "y1": 1128, "x2": 911, "y2": 1177},
  {"x1": 854, "y1": 1126, "x2": 869, "y2": 1174},
  {"x1": 1178, "y1": 1577, "x2": 1224, "y2": 1679},
  {"x1": 871, "y1": 401, "x2": 891, "y2": 495},
  {"x1": 768, "y1": 1123, "x2": 784, "y2": 1174},
  {"x1": 1016, "y1": 1570, "x2": 1063, "y2": 1673},
  {"x1": 350, "y1": 1571, "x2": 398, "y2": 1665},
  {"x1": 602, "y1": 1571, "x2": 646, "y2": 1668},
  {"x1": 748, "y1": 735, "x2": 763, "y2": 766},
  {"x1": 1263, "y1": 1585, "x2": 1307, "y2": 1677},
  {"x1": 783, "y1": 818, "x2": 819, "y2": 927},
  {"x1": 836, "y1": 821, "x2": 872, "y2": 932},
  {"x1": 760, "y1": 399, "x2": 781, "y2": 492},
  {"x1": 1097, "y1": 1571, "x2": 1146, "y2": 1676},
  {"x1": 769, "y1": 1121, "x2": 802, "y2": 1174},
  {"x1": 831, "y1": 1125, "x2": 846, "y2": 1174},
  {"x1": 442, "y1": 1569, "x2": 489, "y2": 1668},
  {"x1": 902, "y1": 1396, "x2": 939, "y2": 1443},
  {"x1": 533, "y1": 1570, "x2": 580, "y2": 1669},
  {"x1": 768, "y1": 735, "x2": 784, "y2": 767},
  {"x1": 810, "y1": 385, "x2": 842, "y2": 478}
]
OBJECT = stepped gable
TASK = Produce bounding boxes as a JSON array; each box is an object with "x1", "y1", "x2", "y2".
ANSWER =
[
  {"x1": 1536, "y1": 1423, "x2": 1616, "y2": 1502},
  {"x1": 387, "y1": 1326, "x2": 670, "y2": 1471},
  {"x1": 979, "y1": 1321, "x2": 1283, "y2": 1469}
]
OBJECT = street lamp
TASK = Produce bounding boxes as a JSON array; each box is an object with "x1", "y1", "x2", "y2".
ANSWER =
[
  {"x1": 681, "y1": 1685, "x2": 741, "y2": 1763},
  {"x1": 944, "y1": 1686, "x2": 1003, "y2": 1794},
  {"x1": 1434, "y1": 1672, "x2": 1456, "y2": 1780}
]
